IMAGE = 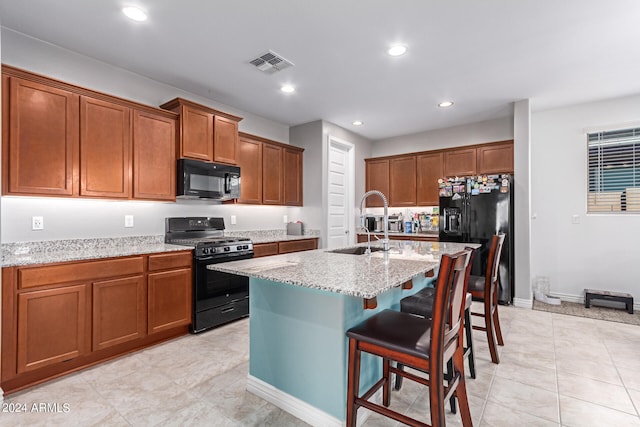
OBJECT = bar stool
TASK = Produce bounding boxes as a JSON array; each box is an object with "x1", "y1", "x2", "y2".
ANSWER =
[
  {"x1": 468, "y1": 233, "x2": 506, "y2": 364},
  {"x1": 395, "y1": 247, "x2": 477, "y2": 413},
  {"x1": 345, "y1": 250, "x2": 473, "y2": 427}
]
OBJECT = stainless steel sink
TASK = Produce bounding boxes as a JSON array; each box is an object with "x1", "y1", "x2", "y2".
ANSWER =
[{"x1": 329, "y1": 246, "x2": 385, "y2": 255}]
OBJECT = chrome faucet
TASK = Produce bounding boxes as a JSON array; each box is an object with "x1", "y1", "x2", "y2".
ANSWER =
[{"x1": 359, "y1": 190, "x2": 390, "y2": 252}]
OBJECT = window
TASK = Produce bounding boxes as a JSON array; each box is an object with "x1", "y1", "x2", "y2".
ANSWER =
[{"x1": 588, "y1": 127, "x2": 640, "y2": 213}]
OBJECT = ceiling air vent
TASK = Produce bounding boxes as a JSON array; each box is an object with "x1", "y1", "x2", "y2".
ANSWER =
[{"x1": 249, "y1": 50, "x2": 294, "y2": 74}]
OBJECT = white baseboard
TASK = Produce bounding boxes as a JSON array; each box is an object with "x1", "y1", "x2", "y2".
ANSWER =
[
  {"x1": 512, "y1": 297, "x2": 532, "y2": 309},
  {"x1": 549, "y1": 291, "x2": 640, "y2": 311},
  {"x1": 246, "y1": 374, "x2": 380, "y2": 427}
]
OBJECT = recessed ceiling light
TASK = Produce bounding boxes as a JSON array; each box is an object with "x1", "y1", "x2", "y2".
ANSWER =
[
  {"x1": 123, "y1": 6, "x2": 147, "y2": 22},
  {"x1": 387, "y1": 45, "x2": 407, "y2": 56},
  {"x1": 280, "y1": 85, "x2": 295, "y2": 93},
  {"x1": 352, "y1": 120, "x2": 364, "y2": 126},
  {"x1": 438, "y1": 101, "x2": 454, "y2": 108}
]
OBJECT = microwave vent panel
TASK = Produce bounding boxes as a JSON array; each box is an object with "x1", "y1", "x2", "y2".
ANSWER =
[{"x1": 249, "y1": 50, "x2": 294, "y2": 74}]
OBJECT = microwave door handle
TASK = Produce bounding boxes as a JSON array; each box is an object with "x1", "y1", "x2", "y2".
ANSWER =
[{"x1": 224, "y1": 173, "x2": 230, "y2": 194}]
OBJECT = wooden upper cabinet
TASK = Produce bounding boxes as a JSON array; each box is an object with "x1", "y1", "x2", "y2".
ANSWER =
[
  {"x1": 181, "y1": 105, "x2": 213, "y2": 161},
  {"x1": 92, "y1": 275, "x2": 146, "y2": 351},
  {"x1": 262, "y1": 142, "x2": 284, "y2": 205},
  {"x1": 283, "y1": 147, "x2": 303, "y2": 206},
  {"x1": 3, "y1": 77, "x2": 79, "y2": 196},
  {"x1": 236, "y1": 135, "x2": 263, "y2": 204},
  {"x1": 417, "y1": 152, "x2": 443, "y2": 206},
  {"x1": 132, "y1": 110, "x2": 176, "y2": 201},
  {"x1": 365, "y1": 159, "x2": 390, "y2": 207},
  {"x1": 477, "y1": 141, "x2": 514, "y2": 174},
  {"x1": 160, "y1": 97, "x2": 242, "y2": 164},
  {"x1": 443, "y1": 147, "x2": 476, "y2": 177},
  {"x1": 17, "y1": 284, "x2": 89, "y2": 374},
  {"x1": 390, "y1": 156, "x2": 417, "y2": 206},
  {"x1": 213, "y1": 115, "x2": 238, "y2": 165},
  {"x1": 80, "y1": 96, "x2": 131, "y2": 198}
]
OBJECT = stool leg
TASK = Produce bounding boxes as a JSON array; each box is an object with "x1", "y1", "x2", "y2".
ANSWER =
[
  {"x1": 485, "y1": 303, "x2": 500, "y2": 364},
  {"x1": 447, "y1": 359, "x2": 457, "y2": 413},
  {"x1": 383, "y1": 358, "x2": 391, "y2": 407},
  {"x1": 464, "y1": 307, "x2": 476, "y2": 379},
  {"x1": 394, "y1": 363, "x2": 404, "y2": 390},
  {"x1": 493, "y1": 305, "x2": 504, "y2": 346},
  {"x1": 346, "y1": 338, "x2": 360, "y2": 427}
]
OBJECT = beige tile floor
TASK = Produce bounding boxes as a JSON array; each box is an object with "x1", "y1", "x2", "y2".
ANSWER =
[{"x1": 1, "y1": 304, "x2": 640, "y2": 426}]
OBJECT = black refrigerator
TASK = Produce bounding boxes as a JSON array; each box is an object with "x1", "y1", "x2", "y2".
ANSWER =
[{"x1": 438, "y1": 174, "x2": 514, "y2": 304}]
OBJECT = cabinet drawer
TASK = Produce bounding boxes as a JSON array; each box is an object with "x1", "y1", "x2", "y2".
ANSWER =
[
  {"x1": 278, "y1": 239, "x2": 317, "y2": 254},
  {"x1": 148, "y1": 251, "x2": 192, "y2": 272},
  {"x1": 253, "y1": 243, "x2": 279, "y2": 258},
  {"x1": 18, "y1": 257, "x2": 144, "y2": 290}
]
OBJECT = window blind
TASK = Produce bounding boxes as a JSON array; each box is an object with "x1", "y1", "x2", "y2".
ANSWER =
[{"x1": 588, "y1": 127, "x2": 640, "y2": 213}]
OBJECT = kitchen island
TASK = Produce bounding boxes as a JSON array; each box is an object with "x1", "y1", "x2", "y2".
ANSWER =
[{"x1": 208, "y1": 240, "x2": 477, "y2": 426}]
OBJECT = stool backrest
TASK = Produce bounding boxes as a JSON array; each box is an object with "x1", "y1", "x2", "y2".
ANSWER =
[{"x1": 485, "y1": 233, "x2": 506, "y2": 304}]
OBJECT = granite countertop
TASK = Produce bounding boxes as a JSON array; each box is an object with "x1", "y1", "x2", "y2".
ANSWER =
[
  {"x1": 208, "y1": 240, "x2": 478, "y2": 299},
  {"x1": 225, "y1": 229, "x2": 320, "y2": 244},
  {"x1": 357, "y1": 230, "x2": 439, "y2": 237},
  {"x1": 1, "y1": 236, "x2": 190, "y2": 267}
]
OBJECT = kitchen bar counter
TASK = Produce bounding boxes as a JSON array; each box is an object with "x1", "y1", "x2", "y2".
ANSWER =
[
  {"x1": 1, "y1": 235, "x2": 188, "y2": 267},
  {"x1": 207, "y1": 240, "x2": 478, "y2": 425},
  {"x1": 209, "y1": 240, "x2": 472, "y2": 299}
]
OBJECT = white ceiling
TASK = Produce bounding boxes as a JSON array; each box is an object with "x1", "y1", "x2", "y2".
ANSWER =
[{"x1": 1, "y1": 0, "x2": 640, "y2": 140}]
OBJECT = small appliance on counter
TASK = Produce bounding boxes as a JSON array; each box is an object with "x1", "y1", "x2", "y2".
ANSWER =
[
  {"x1": 388, "y1": 215, "x2": 403, "y2": 232},
  {"x1": 287, "y1": 221, "x2": 304, "y2": 235},
  {"x1": 165, "y1": 217, "x2": 254, "y2": 333}
]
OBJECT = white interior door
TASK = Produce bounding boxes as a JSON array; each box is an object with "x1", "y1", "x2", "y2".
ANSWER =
[{"x1": 327, "y1": 136, "x2": 354, "y2": 249}]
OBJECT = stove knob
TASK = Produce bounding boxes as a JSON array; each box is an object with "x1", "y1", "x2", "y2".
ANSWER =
[
  {"x1": 202, "y1": 248, "x2": 209, "y2": 255},
  {"x1": 224, "y1": 247, "x2": 230, "y2": 252}
]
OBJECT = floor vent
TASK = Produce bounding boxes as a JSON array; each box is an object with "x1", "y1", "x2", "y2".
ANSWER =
[{"x1": 249, "y1": 50, "x2": 294, "y2": 74}]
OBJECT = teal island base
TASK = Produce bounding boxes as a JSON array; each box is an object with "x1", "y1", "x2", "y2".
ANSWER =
[{"x1": 246, "y1": 274, "x2": 435, "y2": 426}]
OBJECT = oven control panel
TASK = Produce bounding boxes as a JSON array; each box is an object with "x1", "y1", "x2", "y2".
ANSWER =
[{"x1": 197, "y1": 243, "x2": 253, "y2": 258}]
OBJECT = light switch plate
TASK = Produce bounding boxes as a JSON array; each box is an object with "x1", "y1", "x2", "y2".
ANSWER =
[
  {"x1": 230, "y1": 215, "x2": 237, "y2": 225},
  {"x1": 32, "y1": 216, "x2": 44, "y2": 230},
  {"x1": 125, "y1": 215, "x2": 134, "y2": 228}
]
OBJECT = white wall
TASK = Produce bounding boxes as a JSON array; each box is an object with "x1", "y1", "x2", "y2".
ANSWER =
[
  {"x1": 531, "y1": 94, "x2": 640, "y2": 301},
  {"x1": 372, "y1": 116, "x2": 514, "y2": 157},
  {"x1": 0, "y1": 29, "x2": 302, "y2": 242},
  {"x1": 290, "y1": 120, "x2": 373, "y2": 247}
]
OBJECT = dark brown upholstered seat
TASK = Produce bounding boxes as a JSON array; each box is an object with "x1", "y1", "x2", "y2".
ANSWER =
[
  {"x1": 345, "y1": 250, "x2": 473, "y2": 427},
  {"x1": 469, "y1": 233, "x2": 506, "y2": 364}
]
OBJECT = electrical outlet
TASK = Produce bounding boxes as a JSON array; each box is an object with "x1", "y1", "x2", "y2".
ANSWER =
[
  {"x1": 230, "y1": 215, "x2": 237, "y2": 225},
  {"x1": 32, "y1": 216, "x2": 44, "y2": 231},
  {"x1": 571, "y1": 214, "x2": 580, "y2": 224},
  {"x1": 125, "y1": 215, "x2": 134, "y2": 228},
  {"x1": 283, "y1": 215, "x2": 288, "y2": 224}
]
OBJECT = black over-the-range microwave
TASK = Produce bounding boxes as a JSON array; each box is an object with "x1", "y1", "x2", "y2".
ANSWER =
[{"x1": 177, "y1": 158, "x2": 240, "y2": 201}]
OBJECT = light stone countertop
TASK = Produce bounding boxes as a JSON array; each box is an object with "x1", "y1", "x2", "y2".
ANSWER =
[
  {"x1": 224, "y1": 229, "x2": 320, "y2": 244},
  {"x1": 208, "y1": 240, "x2": 478, "y2": 299},
  {"x1": 1, "y1": 236, "x2": 190, "y2": 267}
]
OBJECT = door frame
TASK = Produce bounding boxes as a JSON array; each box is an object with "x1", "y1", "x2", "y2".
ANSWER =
[{"x1": 325, "y1": 135, "x2": 355, "y2": 248}]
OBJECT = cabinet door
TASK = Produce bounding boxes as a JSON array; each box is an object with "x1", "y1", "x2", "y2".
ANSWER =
[
  {"x1": 17, "y1": 284, "x2": 89, "y2": 373},
  {"x1": 477, "y1": 142, "x2": 514, "y2": 174},
  {"x1": 253, "y1": 243, "x2": 279, "y2": 258},
  {"x1": 5, "y1": 77, "x2": 79, "y2": 196},
  {"x1": 278, "y1": 239, "x2": 317, "y2": 254},
  {"x1": 181, "y1": 105, "x2": 213, "y2": 161},
  {"x1": 390, "y1": 156, "x2": 416, "y2": 206},
  {"x1": 148, "y1": 268, "x2": 192, "y2": 334},
  {"x1": 262, "y1": 143, "x2": 284, "y2": 205},
  {"x1": 417, "y1": 152, "x2": 443, "y2": 206},
  {"x1": 443, "y1": 148, "x2": 476, "y2": 177},
  {"x1": 133, "y1": 110, "x2": 176, "y2": 201},
  {"x1": 365, "y1": 159, "x2": 390, "y2": 207},
  {"x1": 283, "y1": 148, "x2": 303, "y2": 206},
  {"x1": 213, "y1": 116, "x2": 238, "y2": 165},
  {"x1": 80, "y1": 96, "x2": 131, "y2": 198},
  {"x1": 236, "y1": 136, "x2": 262, "y2": 204},
  {"x1": 93, "y1": 275, "x2": 146, "y2": 351}
]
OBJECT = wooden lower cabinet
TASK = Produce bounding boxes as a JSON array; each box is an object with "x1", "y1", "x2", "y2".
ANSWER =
[
  {"x1": 252, "y1": 238, "x2": 318, "y2": 258},
  {"x1": 2, "y1": 250, "x2": 192, "y2": 394},
  {"x1": 17, "y1": 284, "x2": 90, "y2": 374},
  {"x1": 148, "y1": 268, "x2": 192, "y2": 334},
  {"x1": 92, "y1": 275, "x2": 146, "y2": 351}
]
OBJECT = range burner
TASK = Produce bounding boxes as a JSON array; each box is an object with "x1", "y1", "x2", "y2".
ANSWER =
[{"x1": 165, "y1": 217, "x2": 253, "y2": 258}]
